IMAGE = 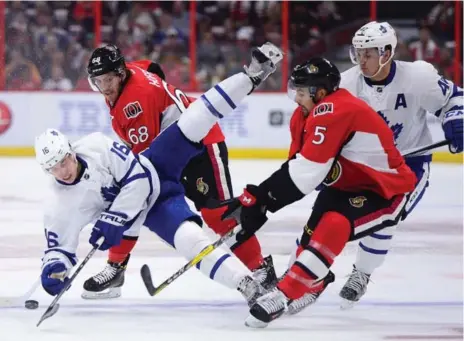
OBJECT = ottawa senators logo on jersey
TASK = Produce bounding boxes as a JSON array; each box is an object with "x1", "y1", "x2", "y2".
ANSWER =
[
  {"x1": 314, "y1": 103, "x2": 333, "y2": 117},
  {"x1": 349, "y1": 196, "x2": 367, "y2": 208},
  {"x1": 322, "y1": 160, "x2": 342, "y2": 186},
  {"x1": 196, "y1": 177, "x2": 209, "y2": 195},
  {"x1": 123, "y1": 101, "x2": 143, "y2": 119}
]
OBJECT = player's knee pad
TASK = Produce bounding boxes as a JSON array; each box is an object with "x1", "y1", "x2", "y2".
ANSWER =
[{"x1": 304, "y1": 211, "x2": 351, "y2": 263}]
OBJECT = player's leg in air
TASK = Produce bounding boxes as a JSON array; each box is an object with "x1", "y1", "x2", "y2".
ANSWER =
[
  {"x1": 140, "y1": 42, "x2": 282, "y2": 305},
  {"x1": 338, "y1": 157, "x2": 430, "y2": 309},
  {"x1": 82, "y1": 42, "x2": 282, "y2": 300},
  {"x1": 181, "y1": 143, "x2": 277, "y2": 289}
]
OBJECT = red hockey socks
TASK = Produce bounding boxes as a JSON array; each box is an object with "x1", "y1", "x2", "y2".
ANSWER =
[
  {"x1": 108, "y1": 237, "x2": 138, "y2": 264},
  {"x1": 278, "y1": 211, "x2": 351, "y2": 299}
]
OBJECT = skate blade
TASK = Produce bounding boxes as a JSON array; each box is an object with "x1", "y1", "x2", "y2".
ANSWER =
[
  {"x1": 244, "y1": 314, "x2": 269, "y2": 328},
  {"x1": 81, "y1": 287, "x2": 121, "y2": 300},
  {"x1": 340, "y1": 298, "x2": 356, "y2": 310}
]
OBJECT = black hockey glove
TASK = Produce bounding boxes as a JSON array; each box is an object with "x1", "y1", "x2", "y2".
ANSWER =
[
  {"x1": 222, "y1": 161, "x2": 305, "y2": 242},
  {"x1": 221, "y1": 185, "x2": 269, "y2": 243}
]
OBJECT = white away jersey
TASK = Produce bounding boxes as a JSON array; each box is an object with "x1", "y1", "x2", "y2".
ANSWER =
[
  {"x1": 41, "y1": 132, "x2": 160, "y2": 271},
  {"x1": 340, "y1": 60, "x2": 463, "y2": 154}
]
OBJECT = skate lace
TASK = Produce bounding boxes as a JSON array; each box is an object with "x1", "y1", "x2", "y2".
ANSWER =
[
  {"x1": 290, "y1": 292, "x2": 318, "y2": 311},
  {"x1": 252, "y1": 267, "x2": 268, "y2": 285},
  {"x1": 345, "y1": 269, "x2": 370, "y2": 293},
  {"x1": 93, "y1": 264, "x2": 118, "y2": 284},
  {"x1": 238, "y1": 277, "x2": 258, "y2": 301},
  {"x1": 260, "y1": 290, "x2": 287, "y2": 314}
]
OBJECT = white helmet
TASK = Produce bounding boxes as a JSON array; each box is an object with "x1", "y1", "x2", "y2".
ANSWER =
[
  {"x1": 34, "y1": 129, "x2": 72, "y2": 171},
  {"x1": 350, "y1": 21, "x2": 397, "y2": 76}
]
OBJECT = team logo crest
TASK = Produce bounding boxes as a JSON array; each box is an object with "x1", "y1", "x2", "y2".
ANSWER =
[
  {"x1": 123, "y1": 101, "x2": 143, "y2": 119},
  {"x1": 314, "y1": 102, "x2": 333, "y2": 117},
  {"x1": 196, "y1": 177, "x2": 209, "y2": 195},
  {"x1": 323, "y1": 161, "x2": 342, "y2": 186},
  {"x1": 349, "y1": 196, "x2": 367, "y2": 208},
  {"x1": 308, "y1": 64, "x2": 319, "y2": 73}
]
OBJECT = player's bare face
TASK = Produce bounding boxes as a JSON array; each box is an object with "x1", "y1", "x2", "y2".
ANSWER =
[
  {"x1": 355, "y1": 48, "x2": 381, "y2": 77},
  {"x1": 294, "y1": 88, "x2": 314, "y2": 115},
  {"x1": 92, "y1": 73, "x2": 122, "y2": 103},
  {"x1": 49, "y1": 154, "x2": 78, "y2": 184}
]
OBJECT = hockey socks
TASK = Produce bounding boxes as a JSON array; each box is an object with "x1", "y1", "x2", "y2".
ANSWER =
[
  {"x1": 178, "y1": 73, "x2": 253, "y2": 143},
  {"x1": 108, "y1": 237, "x2": 138, "y2": 264}
]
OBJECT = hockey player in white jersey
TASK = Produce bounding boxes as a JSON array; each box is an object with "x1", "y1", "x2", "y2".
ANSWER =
[
  {"x1": 36, "y1": 43, "x2": 283, "y2": 310},
  {"x1": 287, "y1": 21, "x2": 463, "y2": 313}
]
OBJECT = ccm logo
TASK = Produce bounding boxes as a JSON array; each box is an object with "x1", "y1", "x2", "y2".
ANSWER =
[{"x1": 123, "y1": 101, "x2": 143, "y2": 119}]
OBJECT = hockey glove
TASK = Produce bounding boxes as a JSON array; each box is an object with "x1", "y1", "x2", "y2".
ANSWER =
[
  {"x1": 201, "y1": 198, "x2": 239, "y2": 235},
  {"x1": 221, "y1": 185, "x2": 269, "y2": 243},
  {"x1": 89, "y1": 211, "x2": 129, "y2": 251},
  {"x1": 41, "y1": 261, "x2": 69, "y2": 296},
  {"x1": 443, "y1": 110, "x2": 463, "y2": 153}
]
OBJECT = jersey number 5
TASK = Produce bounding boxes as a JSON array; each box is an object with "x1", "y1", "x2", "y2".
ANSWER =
[{"x1": 312, "y1": 126, "x2": 327, "y2": 145}]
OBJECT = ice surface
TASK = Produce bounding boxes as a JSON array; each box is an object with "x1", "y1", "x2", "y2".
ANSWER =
[{"x1": 0, "y1": 159, "x2": 462, "y2": 341}]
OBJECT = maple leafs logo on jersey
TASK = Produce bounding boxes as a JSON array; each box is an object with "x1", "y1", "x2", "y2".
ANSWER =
[
  {"x1": 101, "y1": 183, "x2": 121, "y2": 204},
  {"x1": 123, "y1": 101, "x2": 143, "y2": 119},
  {"x1": 377, "y1": 111, "x2": 403, "y2": 141},
  {"x1": 314, "y1": 103, "x2": 333, "y2": 117}
]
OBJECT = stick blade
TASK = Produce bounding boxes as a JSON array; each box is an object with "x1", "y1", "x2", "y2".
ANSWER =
[
  {"x1": 36, "y1": 303, "x2": 60, "y2": 327},
  {"x1": 140, "y1": 264, "x2": 156, "y2": 296}
]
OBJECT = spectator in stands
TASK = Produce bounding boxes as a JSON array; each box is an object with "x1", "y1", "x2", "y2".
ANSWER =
[
  {"x1": 5, "y1": 48, "x2": 42, "y2": 90},
  {"x1": 438, "y1": 47, "x2": 462, "y2": 86},
  {"x1": 408, "y1": 25, "x2": 441, "y2": 65},
  {"x1": 116, "y1": 1, "x2": 156, "y2": 44},
  {"x1": 43, "y1": 65, "x2": 73, "y2": 91}
]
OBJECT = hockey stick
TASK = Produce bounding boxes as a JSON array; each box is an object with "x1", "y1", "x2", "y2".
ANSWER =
[
  {"x1": 0, "y1": 277, "x2": 40, "y2": 307},
  {"x1": 141, "y1": 225, "x2": 242, "y2": 297},
  {"x1": 403, "y1": 140, "x2": 449, "y2": 157},
  {"x1": 36, "y1": 236, "x2": 104, "y2": 327}
]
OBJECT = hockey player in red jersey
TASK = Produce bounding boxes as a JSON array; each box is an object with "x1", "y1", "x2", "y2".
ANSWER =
[
  {"x1": 83, "y1": 45, "x2": 275, "y2": 299},
  {"x1": 219, "y1": 57, "x2": 416, "y2": 327}
]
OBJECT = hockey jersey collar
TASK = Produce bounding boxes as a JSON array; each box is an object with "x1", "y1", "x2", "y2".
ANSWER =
[
  {"x1": 56, "y1": 155, "x2": 88, "y2": 186},
  {"x1": 363, "y1": 61, "x2": 397, "y2": 88}
]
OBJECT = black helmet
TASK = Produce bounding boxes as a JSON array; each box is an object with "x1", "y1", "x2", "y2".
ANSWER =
[
  {"x1": 87, "y1": 44, "x2": 125, "y2": 77},
  {"x1": 289, "y1": 57, "x2": 341, "y2": 100}
]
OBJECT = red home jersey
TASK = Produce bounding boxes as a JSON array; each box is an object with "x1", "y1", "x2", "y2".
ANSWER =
[
  {"x1": 108, "y1": 60, "x2": 225, "y2": 154},
  {"x1": 287, "y1": 88, "x2": 416, "y2": 199}
]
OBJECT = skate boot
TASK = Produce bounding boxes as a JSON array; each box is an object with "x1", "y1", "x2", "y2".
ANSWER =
[
  {"x1": 287, "y1": 270, "x2": 335, "y2": 315},
  {"x1": 245, "y1": 288, "x2": 290, "y2": 328},
  {"x1": 252, "y1": 255, "x2": 278, "y2": 290},
  {"x1": 339, "y1": 266, "x2": 371, "y2": 309},
  {"x1": 237, "y1": 275, "x2": 265, "y2": 307},
  {"x1": 244, "y1": 42, "x2": 283, "y2": 91},
  {"x1": 81, "y1": 254, "x2": 131, "y2": 299}
]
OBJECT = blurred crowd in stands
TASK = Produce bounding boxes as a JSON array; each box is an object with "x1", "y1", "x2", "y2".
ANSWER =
[{"x1": 3, "y1": 1, "x2": 462, "y2": 92}]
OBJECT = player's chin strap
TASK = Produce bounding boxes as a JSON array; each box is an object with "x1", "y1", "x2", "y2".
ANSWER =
[{"x1": 402, "y1": 140, "x2": 449, "y2": 158}]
